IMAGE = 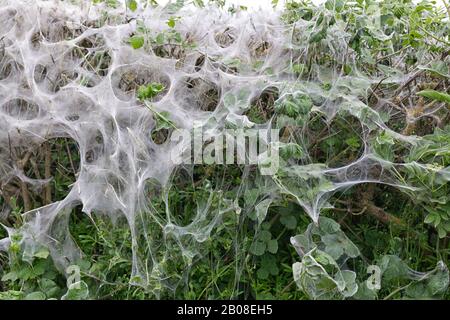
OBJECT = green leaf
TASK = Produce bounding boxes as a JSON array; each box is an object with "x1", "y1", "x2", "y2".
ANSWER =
[
  {"x1": 318, "y1": 217, "x2": 340, "y2": 233},
  {"x1": 379, "y1": 255, "x2": 409, "y2": 281},
  {"x1": 267, "y1": 239, "x2": 278, "y2": 254},
  {"x1": 34, "y1": 248, "x2": 50, "y2": 259},
  {"x1": 0, "y1": 290, "x2": 23, "y2": 300},
  {"x1": 137, "y1": 83, "x2": 165, "y2": 101},
  {"x1": 443, "y1": 221, "x2": 450, "y2": 232},
  {"x1": 127, "y1": 0, "x2": 137, "y2": 11},
  {"x1": 1, "y1": 271, "x2": 18, "y2": 282},
  {"x1": 24, "y1": 292, "x2": 46, "y2": 300},
  {"x1": 78, "y1": 260, "x2": 92, "y2": 272},
  {"x1": 309, "y1": 27, "x2": 327, "y2": 44},
  {"x1": 39, "y1": 279, "x2": 59, "y2": 297},
  {"x1": 244, "y1": 188, "x2": 259, "y2": 206},
  {"x1": 154, "y1": 111, "x2": 171, "y2": 130},
  {"x1": 259, "y1": 230, "x2": 272, "y2": 242},
  {"x1": 424, "y1": 213, "x2": 437, "y2": 224},
  {"x1": 325, "y1": 0, "x2": 344, "y2": 12},
  {"x1": 280, "y1": 214, "x2": 297, "y2": 230},
  {"x1": 340, "y1": 270, "x2": 358, "y2": 297},
  {"x1": 31, "y1": 260, "x2": 47, "y2": 277},
  {"x1": 277, "y1": 94, "x2": 313, "y2": 118},
  {"x1": 417, "y1": 90, "x2": 450, "y2": 104},
  {"x1": 257, "y1": 267, "x2": 269, "y2": 279},
  {"x1": 344, "y1": 64, "x2": 352, "y2": 75},
  {"x1": 345, "y1": 136, "x2": 360, "y2": 149},
  {"x1": 418, "y1": 62, "x2": 449, "y2": 79},
  {"x1": 354, "y1": 281, "x2": 377, "y2": 300},
  {"x1": 376, "y1": 131, "x2": 395, "y2": 145},
  {"x1": 292, "y1": 63, "x2": 305, "y2": 74},
  {"x1": 62, "y1": 281, "x2": 89, "y2": 300},
  {"x1": 280, "y1": 143, "x2": 304, "y2": 160},
  {"x1": 427, "y1": 271, "x2": 449, "y2": 295},
  {"x1": 129, "y1": 35, "x2": 144, "y2": 49},
  {"x1": 17, "y1": 267, "x2": 32, "y2": 281},
  {"x1": 322, "y1": 234, "x2": 344, "y2": 259},
  {"x1": 145, "y1": 102, "x2": 178, "y2": 130},
  {"x1": 193, "y1": 0, "x2": 205, "y2": 7},
  {"x1": 155, "y1": 33, "x2": 165, "y2": 45},
  {"x1": 100, "y1": 0, "x2": 119, "y2": 8},
  {"x1": 437, "y1": 227, "x2": 447, "y2": 239},
  {"x1": 136, "y1": 20, "x2": 148, "y2": 33},
  {"x1": 261, "y1": 254, "x2": 279, "y2": 275},
  {"x1": 255, "y1": 198, "x2": 272, "y2": 225},
  {"x1": 250, "y1": 241, "x2": 266, "y2": 256},
  {"x1": 167, "y1": 17, "x2": 176, "y2": 28},
  {"x1": 172, "y1": 31, "x2": 182, "y2": 43}
]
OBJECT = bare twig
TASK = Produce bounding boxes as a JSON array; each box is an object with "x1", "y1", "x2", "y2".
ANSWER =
[
  {"x1": 14, "y1": 151, "x2": 33, "y2": 212},
  {"x1": 43, "y1": 142, "x2": 52, "y2": 205}
]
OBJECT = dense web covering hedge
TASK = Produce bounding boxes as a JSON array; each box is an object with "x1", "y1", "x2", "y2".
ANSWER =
[{"x1": 0, "y1": 0, "x2": 449, "y2": 299}]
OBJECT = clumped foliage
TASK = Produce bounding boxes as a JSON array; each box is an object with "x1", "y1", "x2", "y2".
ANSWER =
[{"x1": 0, "y1": 0, "x2": 449, "y2": 300}]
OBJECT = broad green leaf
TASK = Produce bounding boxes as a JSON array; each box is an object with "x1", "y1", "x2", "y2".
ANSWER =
[
  {"x1": 129, "y1": 35, "x2": 144, "y2": 49},
  {"x1": 250, "y1": 241, "x2": 266, "y2": 256},
  {"x1": 193, "y1": 0, "x2": 204, "y2": 7},
  {"x1": 318, "y1": 217, "x2": 340, "y2": 233},
  {"x1": 25, "y1": 292, "x2": 46, "y2": 300},
  {"x1": 34, "y1": 248, "x2": 50, "y2": 259},
  {"x1": 418, "y1": 62, "x2": 449, "y2": 79},
  {"x1": 437, "y1": 227, "x2": 447, "y2": 239},
  {"x1": 267, "y1": 239, "x2": 278, "y2": 254},
  {"x1": 280, "y1": 214, "x2": 297, "y2": 230},
  {"x1": 427, "y1": 268, "x2": 449, "y2": 295},
  {"x1": 340, "y1": 270, "x2": 358, "y2": 297},
  {"x1": 155, "y1": 33, "x2": 165, "y2": 45},
  {"x1": 424, "y1": 213, "x2": 437, "y2": 224},
  {"x1": 417, "y1": 90, "x2": 450, "y2": 104},
  {"x1": 127, "y1": 0, "x2": 137, "y2": 11},
  {"x1": 345, "y1": 136, "x2": 360, "y2": 149},
  {"x1": 257, "y1": 267, "x2": 269, "y2": 279},
  {"x1": 62, "y1": 281, "x2": 89, "y2": 300},
  {"x1": 167, "y1": 17, "x2": 176, "y2": 28},
  {"x1": 255, "y1": 198, "x2": 272, "y2": 225},
  {"x1": 137, "y1": 83, "x2": 165, "y2": 101},
  {"x1": 259, "y1": 230, "x2": 272, "y2": 242},
  {"x1": 322, "y1": 234, "x2": 344, "y2": 259},
  {"x1": 1, "y1": 271, "x2": 18, "y2": 282}
]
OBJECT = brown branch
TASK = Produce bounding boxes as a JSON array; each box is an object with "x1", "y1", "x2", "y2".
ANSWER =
[
  {"x1": 19, "y1": 180, "x2": 31, "y2": 212},
  {"x1": 29, "y1": 158, "x2": 42, "y2": 179},
  {"x1": 364, "y1": 201, "x2": 405, "y2": 226},
  {"x1": 368, "y1": 77, "x2": 387, "y2": 102},
  {"x1": 359, "y1": 184, "x2": 406, "y2": 226},
  {"x1": 393, "y1": 70, "x2": 424, "y2": 97},
  {"x1": 43, "y1": 142, "x2": 52, "y2": 205},
  {"x1": 17, "y1": 151, "x2": 33, "y2": 212},
  {"x1": 280, "y1": 125, "x2": 294, "y2": 142},
  {"x1": 65, "y1": 138, "x2": 77, "y2": 176}
]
